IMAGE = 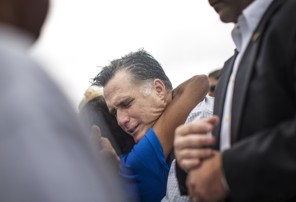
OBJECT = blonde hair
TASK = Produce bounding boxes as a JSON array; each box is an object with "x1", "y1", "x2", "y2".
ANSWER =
[{"x1": 78, "y1": 85, "x2": 104, "y2": 110}]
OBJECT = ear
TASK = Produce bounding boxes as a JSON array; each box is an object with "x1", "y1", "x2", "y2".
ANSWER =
[{"x1": 153, "y1": 79, "x2": 167, "y2": 98}]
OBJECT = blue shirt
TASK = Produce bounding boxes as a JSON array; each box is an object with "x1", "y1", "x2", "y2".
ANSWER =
[{"x1": 120, "y1": 128, "x2": 169, "y2": 202}]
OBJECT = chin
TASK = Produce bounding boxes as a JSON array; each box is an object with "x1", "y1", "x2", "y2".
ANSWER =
[
  {"x1": 219, "y1": 14, "x2": 236, "y2": 23},
  {"x1": 134, "y1": 132, "x2": 146, "y2": 143},
  {"x1": 217, "y1": 7, "x2": 239, "y2": 23},
  {"x1": 132, "y1": 134, "x2": 140, "y2": 143},
  {"x1": 133, "y1": 137, "x2": 139, "y2": 143}
]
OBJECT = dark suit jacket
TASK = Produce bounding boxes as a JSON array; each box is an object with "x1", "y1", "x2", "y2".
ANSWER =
[{"x1": 213, "y1": 0, "x2": 296, "y2": 201}]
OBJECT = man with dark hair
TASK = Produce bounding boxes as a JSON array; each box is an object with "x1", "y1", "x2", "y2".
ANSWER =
[
  {"x1": 93, "y1": 49, "x2": 209, "y2": 202},
  {"x1": 0, "y1": 0, "x2": 125, "y2": 201},
  {"x1": 94, "y1": 49, "x2": 173, "y2": 91}
]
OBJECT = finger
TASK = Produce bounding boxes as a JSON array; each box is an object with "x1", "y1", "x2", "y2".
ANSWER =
[
  {"x1": 91, "y1": 124, "x2": 102, "y2": 139},
  {"x1": 174, "y1": 135, "x2": 216, "y2": 150},
  {"x1": 187, "y1": 173, "x2": 207, "y2": 202},
  {"x1": 175, "y1": 116, "x2": 220, "y2": 137},
  {"x1": 178, "y1": 148, "x2": 214, "y2": 161},
  {"x1": 189, "y1": 115, "x2": 219, "y2": 133},
  {"x1": 100, "y1": 150, "x2": 120, "y2": 168},
  {"x1": 190, "y1": 195, "x2": 203, "y2": 202},
  {"x1": 100, "y1": 137, "x2": 117, "y2": 155},
  {"x1": 100, "y1": 137, "x2": 112, "y2": 148},
  {"x1": 207, "y1": 115, "x2": 219, "y2": 125},
  {"x1": 188, "y1": 180, "x2": 203, "y2": 202},
  {"x1": 100, "y1": 138, "x2": 119, "y2": 163},
  {"x1": 176, "y1": 148, "x2": 214, "y2": 171},
  {"x1": 178, "y1": 158, "x2": 201, "y2": 171}
]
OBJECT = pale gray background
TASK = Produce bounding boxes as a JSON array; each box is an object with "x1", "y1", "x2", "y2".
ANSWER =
[{"x1": 31, "y1": 0, "x2": 234, "y2": 108}]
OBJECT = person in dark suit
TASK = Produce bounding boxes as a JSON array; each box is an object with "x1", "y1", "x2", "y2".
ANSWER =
[{"x1": 174, "y1": 0, "x2": 296, "y2": 201}]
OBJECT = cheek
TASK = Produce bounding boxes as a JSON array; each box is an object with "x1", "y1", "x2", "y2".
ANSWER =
[
  {"x1": 135, "y1": 97, "x2": 167, "y2": 122},
  {"x1": 141, "y1": 106, "x2": 165, "y2": 123},
  {"x1": 217, "y1": 4, "x2": 239, "y2": 23}
]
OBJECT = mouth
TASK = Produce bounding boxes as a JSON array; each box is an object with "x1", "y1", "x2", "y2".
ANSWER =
[{"x1": 127, "y1": 124, "x2": 139, "y2": 138}]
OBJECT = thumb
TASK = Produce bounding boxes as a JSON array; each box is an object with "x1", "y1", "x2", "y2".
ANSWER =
[{"x1": 91, "y1": 124, "x2": 102, "y2": 140}]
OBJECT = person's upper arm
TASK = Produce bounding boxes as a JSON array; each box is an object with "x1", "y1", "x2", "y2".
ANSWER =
[{"x1": 153, "y1": 75, "x2": 209, "y2": 157}]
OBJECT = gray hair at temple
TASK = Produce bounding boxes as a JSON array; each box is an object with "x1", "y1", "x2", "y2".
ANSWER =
[{"x1": 92, "y1": 49, "x2": 173, "y2": 91}]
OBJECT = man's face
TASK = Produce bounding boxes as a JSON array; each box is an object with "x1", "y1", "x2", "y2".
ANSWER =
[
  {"x1": 208, "y1": 0, "x2": 253, "y2": 23},
  {"x1": 104, "y1": 70, "x2": 168, "y2": 143}
]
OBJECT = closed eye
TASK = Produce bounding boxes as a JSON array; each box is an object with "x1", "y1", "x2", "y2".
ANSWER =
[
  {"x1": 118, "y1": 98, "x2": 134, "y2": 109},
  {"x1": 109, "y1": 98, "x2": 134, "y2": 117}
]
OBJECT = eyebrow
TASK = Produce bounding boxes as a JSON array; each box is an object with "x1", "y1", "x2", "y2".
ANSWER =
[
  {"x1": 109, "y1": 97, "x2": 134, "y2": 114},
  {"x1": 117, "y1": 97, "x2": 133, "y2": 107}
]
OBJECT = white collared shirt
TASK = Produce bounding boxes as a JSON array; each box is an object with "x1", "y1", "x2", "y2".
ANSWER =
[
  {"x1": 220, "y1": 0, "x2": 274, "y2": 151},
  {"x1": 161, "y1": 96, "x2": 214, "y2": 202}
]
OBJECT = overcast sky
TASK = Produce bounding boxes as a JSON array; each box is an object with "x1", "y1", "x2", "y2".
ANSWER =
[{"x1": 30, "y1": 0, "x2": 235, "y2": 109}]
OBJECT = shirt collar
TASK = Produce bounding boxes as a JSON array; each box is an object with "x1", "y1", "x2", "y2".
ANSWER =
[
  {"x1": 231, "y1": 0, "x2": 274, "y2": 51},
  {"x1": 243, "y1": 0, "x2": 274, "y2": 32}
]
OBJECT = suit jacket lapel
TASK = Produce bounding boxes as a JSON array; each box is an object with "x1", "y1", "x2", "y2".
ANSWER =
[
  {"x1": 231, "y1": 0, "x2": 284, "y2": 143},
  {"x1": 213, "y1": 52, "x2": 237, "y2": 150}
]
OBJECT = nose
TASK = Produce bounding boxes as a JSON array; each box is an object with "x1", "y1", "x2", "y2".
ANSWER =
[{"x1": 116, "y1": 109, "x2": 130, "y2": 129}]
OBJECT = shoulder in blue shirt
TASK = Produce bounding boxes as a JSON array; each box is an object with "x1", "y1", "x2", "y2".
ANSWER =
[{"x1": 120, "y1": 128, "x2": 170, "y2": 202}]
